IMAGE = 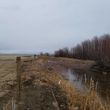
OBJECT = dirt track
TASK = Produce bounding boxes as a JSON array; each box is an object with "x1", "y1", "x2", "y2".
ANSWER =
[{"x1": 16, "y1": 58, "x2": 68, "y2": 110}]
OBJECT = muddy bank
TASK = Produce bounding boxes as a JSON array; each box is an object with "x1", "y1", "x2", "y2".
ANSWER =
[
  {"x1": 43, "y1": 56, "x2": 110, "y2": 74},
  {"x1": 38, "y1": 56, "x2": 110, "y2": 100},
  {"x1": 39, "y1": 56, "x2": 95, "y2": 73},
  {"x1": 36, "y1": 56, "x2": 110, "y2": 110},
  {"x1": 91, "y1": 61, "x2": 110, "y2": 73}
]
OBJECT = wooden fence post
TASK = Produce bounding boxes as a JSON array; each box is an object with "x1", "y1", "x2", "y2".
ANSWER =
[
  {"x1": 16, "y1": 57, "x2": 21, "y2": 103},
  {"x1": 34, "y1": 54, "x2": 37, "y2": 60}
]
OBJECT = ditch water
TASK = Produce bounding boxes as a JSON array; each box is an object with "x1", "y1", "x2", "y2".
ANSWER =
[{"x1": 60, "y1": 68, "x2": 110, "y2": 100}]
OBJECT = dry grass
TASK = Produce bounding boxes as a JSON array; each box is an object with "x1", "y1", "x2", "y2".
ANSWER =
[
  {"x1": 0, "y1": 55, "x2": 16, "y2": 109},
  {"x1": 38, "y1": 70, "x2": 110, "y2": 110},
  {"x1": 1, "y1": 55, "x2": 110, "y2": 110},
  {"x1": 0, "y1": 55, "x2": 16, "y2": 90},
  {"x1": 36, "y1": 56, "x2": 110, "y2": 110},
  {"x1": 38, "y1": 56, "x2": 95, "y2": 70}
]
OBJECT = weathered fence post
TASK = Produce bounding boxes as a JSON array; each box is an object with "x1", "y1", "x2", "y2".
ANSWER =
[
  {"x1": 16, "y1": 57, "x2": 21, "y2": 103},
  {"x1": 32, "y1": 54, "x2": 37, "y2": 64},
  {"x1": 34, "y1": 54, "x2": 36, "y2": 59}
]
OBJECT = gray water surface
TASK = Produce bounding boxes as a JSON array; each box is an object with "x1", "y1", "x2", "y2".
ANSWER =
[{"x1": 61, "y1": 68, "x2": 110, "y2": 100}]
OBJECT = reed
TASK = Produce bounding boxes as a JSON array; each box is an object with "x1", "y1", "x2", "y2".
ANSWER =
[{"x1": 39, "y1": 70, "x2": 110, "y2": 110}]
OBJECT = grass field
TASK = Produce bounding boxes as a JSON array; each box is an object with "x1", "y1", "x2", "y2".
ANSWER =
[
  {"x1": 0, "y1": 55, "x2": 17, "y2": 109},
  {"x1": 0, "y1": 55, "x2": 16, "y2": 91}
]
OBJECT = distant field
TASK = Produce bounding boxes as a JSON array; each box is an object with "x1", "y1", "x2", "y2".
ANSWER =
[
  {"x1": 0, "y1": 54, "x2": 16, "y2": 59},
  {"x1": 0, "y1": 54, "x2": 33, "y2": 91},
  {"x1": 0, "y1": 55, "x2": 17, "y2": 109},
  {"x1": 0, "y1": 55, "x2": 16, "y2": 94}
]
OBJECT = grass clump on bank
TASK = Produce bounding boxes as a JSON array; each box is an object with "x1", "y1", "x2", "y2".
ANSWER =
[
  {"x1": 37, "y1": 68, "x2": 110, "y2": 110},
  {"x1": 36, "y1": 56, "x2": 110, "y2": 110}
]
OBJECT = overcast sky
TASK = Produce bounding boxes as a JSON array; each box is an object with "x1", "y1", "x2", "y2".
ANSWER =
[{"x1": 0, "y1": 0, "x2": 110, "y2": 54}]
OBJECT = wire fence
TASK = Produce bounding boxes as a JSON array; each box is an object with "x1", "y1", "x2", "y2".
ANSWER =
[{"x1": 2, "y1": 56, "x2": 37, "y2": 110}]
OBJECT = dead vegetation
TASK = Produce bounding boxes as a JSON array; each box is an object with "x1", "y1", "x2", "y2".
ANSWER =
[
  {"x1": 0, "y1": 55, "x2": 110, "y2": 110},
  {"x1": 0, "y1": 55, "x2": 17, "y2": 110}
]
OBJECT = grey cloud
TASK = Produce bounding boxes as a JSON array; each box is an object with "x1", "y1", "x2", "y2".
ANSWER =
[{"x1": 0, "y1": 0, "x2": 110, "y2": 53}]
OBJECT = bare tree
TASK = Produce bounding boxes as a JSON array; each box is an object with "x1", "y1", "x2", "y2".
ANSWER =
[{"x1": 54, "y1": 34, "x2": 110, "y2": 64}]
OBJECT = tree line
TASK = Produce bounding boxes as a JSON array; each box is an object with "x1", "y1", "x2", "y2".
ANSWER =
[{"x1": 54, "y1": 34, "x2": 110, "y2": 63}]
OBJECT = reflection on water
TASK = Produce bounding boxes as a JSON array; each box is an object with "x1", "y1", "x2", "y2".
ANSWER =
[
  {"x1": 61, "y1": 69, "x2": 86, "y2": 91},
  {"x1": 61, "y1": 68, "x2": 110, "y2": 100}
]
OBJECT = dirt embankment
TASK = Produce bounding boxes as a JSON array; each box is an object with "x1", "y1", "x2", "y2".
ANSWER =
[
  {"x1": 91, "y1": 61, "x2": 110, "y2": 74},
  {"x1": 38, "y1": 56, "x2": 95, "y2": 73},
  {"x1": 0, "y1": 56, "x2": 110, "y2": 110}
]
